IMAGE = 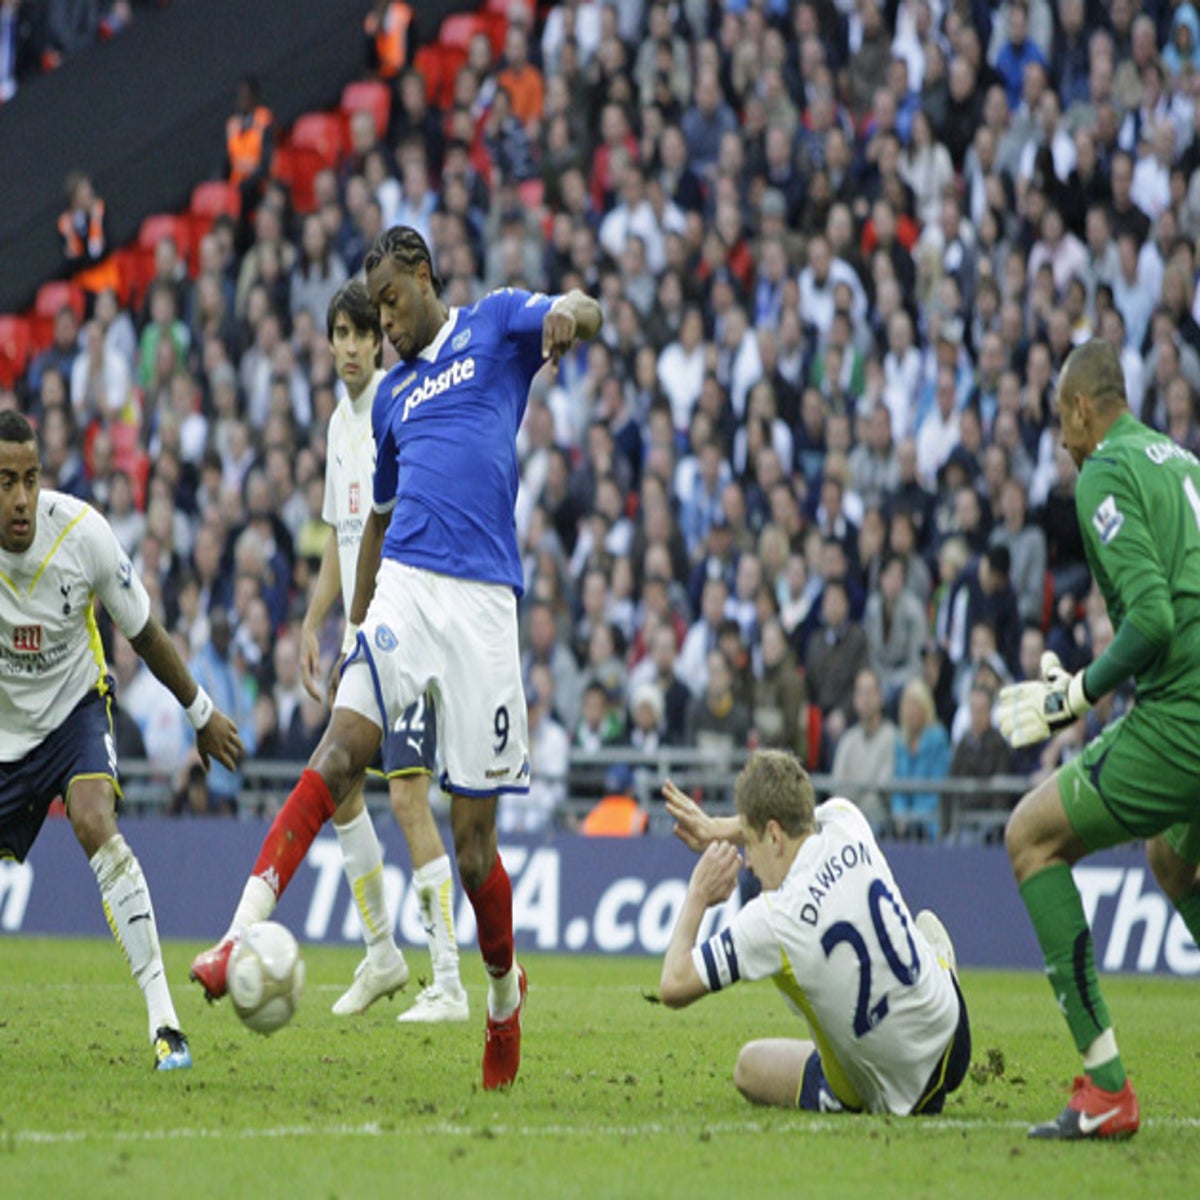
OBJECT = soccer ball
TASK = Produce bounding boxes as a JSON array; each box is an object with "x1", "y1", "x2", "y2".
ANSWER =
[{"x1": 227, "y1": 921, "x2": 305, "y2": 1035}]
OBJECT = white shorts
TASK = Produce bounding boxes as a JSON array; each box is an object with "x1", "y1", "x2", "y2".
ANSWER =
[{"x1": 335, "y1": 560, "x2": 530, "y2": 798}]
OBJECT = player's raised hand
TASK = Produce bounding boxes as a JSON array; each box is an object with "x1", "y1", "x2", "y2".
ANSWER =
[
  {"x1": 689, "y1": 841, "x2": 742, "y2": 906},
  {"x1": 664, "y1": 779, "x2": 714, "y2": 852},
  {"x1": 997, "y1": 651, "x2": 1092, "y2": 748},
  {"x1": 300, "y1": 626, "x2": 324, "y2": 702},
  {"x1": 542, "y1": 303, "x2": 577, "y2": 364},
  {"x1": 196, "y1": 710, "x2": 244, "y2": 772}
]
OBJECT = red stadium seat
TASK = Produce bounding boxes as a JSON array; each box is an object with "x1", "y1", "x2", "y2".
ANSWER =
[
  {"x1": 340, "y1": 79, "x2": 391, "y2": 142},
  {"x1": 137, "y1": 213, "x2": 192, "y2": 273},
  {"x1": 0, "y1": 315, "x2": 33, "y2": 389},
  {"x1": 412, "y1": 43, "x2": 466, "y2": 110},
  {"x1": 438, "y1": 11, "x2": 505, "y2": 54},
  {"x1": 189, "y1": 180, "x2": 241, "y2": 223},
  {"x1": 290, "y1": 111, "x2": 345, "y2": 166},
  {"x1": 34, "y1": 279, "x2": 85, "y2": 323},
  {"x1": 31, "y1": 280, "x2": 85, "y2": 350},
  {"x1": 188, "y1": 181, "x2": 241, "y2": 272}
]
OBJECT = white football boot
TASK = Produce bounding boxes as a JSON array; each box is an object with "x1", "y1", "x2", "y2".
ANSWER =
[{"x1": 331, "y1": 953, "x2": 410, "y2": 1016}]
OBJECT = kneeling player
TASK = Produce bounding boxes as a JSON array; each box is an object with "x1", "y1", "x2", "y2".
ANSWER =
[{"x1": 661, "y1": 751, "x2": 970, "y2": 1116}]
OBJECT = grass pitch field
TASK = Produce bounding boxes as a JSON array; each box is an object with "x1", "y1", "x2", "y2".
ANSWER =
[{"x1": 2, "y1": 940, "x2": 1199, "y2": 1199}]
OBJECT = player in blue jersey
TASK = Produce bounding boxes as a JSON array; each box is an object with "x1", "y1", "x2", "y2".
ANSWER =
[{"x1": 192, "y1": 226, "x2": 602, "y2": 1089}]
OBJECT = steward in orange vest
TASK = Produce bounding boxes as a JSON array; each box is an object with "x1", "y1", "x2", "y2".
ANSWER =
[
  {"x1": 225, "y1": 76, "x2": 274, "y2": 213},
  {"x1": 364, "y1": 0, "x2": 414, "y2": 79},
  {"x1": 58, "y1": 171, "x2": 120, "y2": 301}
]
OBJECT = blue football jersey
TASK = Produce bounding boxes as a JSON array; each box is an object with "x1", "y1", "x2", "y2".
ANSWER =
[{"x1": 372, "y1": 288, "x2": 557, "y2": 594}]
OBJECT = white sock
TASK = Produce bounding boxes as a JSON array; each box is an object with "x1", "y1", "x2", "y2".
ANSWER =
[
  {"x1": 227, "y1": 875, "x2": 277, "y2": 939},
  {"x1": 335, "y1": 808, "x2": 400, "y2": 966},
  {"x1": 488, "y1": 964, "x2": 521, "y2": 1021},
  {"x1": 413, "y1": 855, "x2": 462, "y2": 992},
  {"x1": 1084, "y1": 1028, "x2": 1120, "y2": 1072},
  {"x1": 90, "y1": 834, "x2": 179, "y2": 1041}
]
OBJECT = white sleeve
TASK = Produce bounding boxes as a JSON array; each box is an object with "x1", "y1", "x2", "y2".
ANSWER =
[
  {"x1": 691, "y1": 894, "x2": 781, "y2": 992},
  {"x1": 321, "y1": 434, "x2": 336, "y2": 527},
  {"x1": 85, "y1": 507, "x2": 152, "y2": 639}
]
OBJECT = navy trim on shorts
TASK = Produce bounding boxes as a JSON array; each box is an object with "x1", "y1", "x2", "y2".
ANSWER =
[{"x1": 911, "y1": 974, "x2": 972, "y2": 1115}]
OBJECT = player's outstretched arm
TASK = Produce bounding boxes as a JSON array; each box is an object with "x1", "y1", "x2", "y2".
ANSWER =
[
  {"x1": 301, "y1": 531, "x2": 343, "y2": 702},
  {"x1": 542, "y1": 289, "x2": 603, "y2": 363},
  {"x1": 664, "y1": 779, "x2": 743, "y2": 851},
  {"x1": 129, "y1": 616, "x2": 243, "y2": 772},
  {"x1": 660, "y1": 841, "x2": 742, "y2": 1008}
]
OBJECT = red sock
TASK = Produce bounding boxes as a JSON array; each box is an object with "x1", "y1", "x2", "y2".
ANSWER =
[
  {"x1": 251, "y1": 769, "x2": 336, "y2": 899},
  {"x1": 466, "y1": 855, "x2": 513, "y2": 979}
]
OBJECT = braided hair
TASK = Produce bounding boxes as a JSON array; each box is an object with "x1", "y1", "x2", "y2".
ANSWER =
[{"x1": 363, "y1": 226, "x2": 444, "y2": 296}]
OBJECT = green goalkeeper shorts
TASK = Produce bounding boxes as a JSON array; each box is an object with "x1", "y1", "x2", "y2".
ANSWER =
[{"x1": 1057, "y1": 705, "x2": 1200, "y2": 863}]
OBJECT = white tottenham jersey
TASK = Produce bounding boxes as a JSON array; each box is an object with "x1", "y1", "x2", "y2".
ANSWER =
[
  {"x1": 693, "y1": 799, "x2": 959, "y2": 1114},
  {"x1": 323, "y1": 369, "x2": 384, "y2": 614},
  {"x1": 0, "y1": 490, "x2": 150, "y2": 761}
]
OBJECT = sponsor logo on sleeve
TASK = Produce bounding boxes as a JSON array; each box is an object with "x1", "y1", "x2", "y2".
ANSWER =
[{"x1": 1092, "y1": 495, "x2": 1124, "y2": 545}]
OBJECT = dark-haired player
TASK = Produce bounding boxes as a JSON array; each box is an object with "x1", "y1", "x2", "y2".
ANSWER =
[
  {"x1": 999, "y1": 339, "x2": 1200, "y2": 1139},
  {"x1": 0, "y1": 411, "x2": 242, "y2": 1069},
  {"x1": 192, "y1": 227, "x2": 601, "y2": 1088}
]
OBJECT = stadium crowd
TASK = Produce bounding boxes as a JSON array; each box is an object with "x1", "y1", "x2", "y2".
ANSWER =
[{"x1": 7, "y1": 0, "x2": 1183, "y2": 837}]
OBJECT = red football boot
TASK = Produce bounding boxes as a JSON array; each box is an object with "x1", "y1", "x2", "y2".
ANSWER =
[
  {"x1": 189, "y1": 936, "x2": 238, "y2": 1002},
  {"x1": 482, "y1": 965, "x2": 527, "y2": 1091},
  {"x1": 1029, "y1": 1074, "x2": 1140, "y2": 1140}
]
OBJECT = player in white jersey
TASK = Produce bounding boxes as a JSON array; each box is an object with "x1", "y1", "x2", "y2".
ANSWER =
[
  {"x1": 0, "y1": 411, "x2": 243, "y2": 1070},
  {"x1": 301, "y1": 282, "x2": 467, "y2": 1021},
  {"x1": 193, "y1": 227, "x2": 603, "y2": 1089},
  {"x1": 661, "y1": 751, "x2": 970, "y2": 1115}
]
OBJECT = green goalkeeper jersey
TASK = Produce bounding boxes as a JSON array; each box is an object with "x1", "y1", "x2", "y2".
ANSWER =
[{"x1": 1075, "y1": 410, "x2": 1200, "y2": 705}]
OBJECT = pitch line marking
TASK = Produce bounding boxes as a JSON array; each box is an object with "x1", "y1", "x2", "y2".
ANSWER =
[{"x1": 9, "y1": 1116, "x2": 1200, "y2": 1145}]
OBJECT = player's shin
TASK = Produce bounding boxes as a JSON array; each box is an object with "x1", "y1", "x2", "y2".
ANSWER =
[
  {"x1": 334, "y1": 806, "x2": 400, "y2": 965},
  {"x1": 248, "y1": 768, "x2": 337, "y2": 910},
  {"x1": 90, "y1": 834, "x2": 180, "y2": 1040},
  {"x1": 466, "y1": 854, "x2": 519, "y2": 1017},
  {"x1": 1019, "y1": 863, "x2": 1127, "y2": 1091},
  {"x1": 413, "y1": 854, "x2": 462, "y2": 987}
]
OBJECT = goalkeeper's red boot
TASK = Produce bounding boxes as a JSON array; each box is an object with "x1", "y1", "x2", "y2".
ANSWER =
[
  {"x1": 482, "y1": 965, "x2": 527, "y2": 1090},
  {"x1": 1029, "y1": 1074, "x2": 1140, "y2": 1140},
  {"x1": 189, "y1": 936, "x2": 238, "y2": 1002}
]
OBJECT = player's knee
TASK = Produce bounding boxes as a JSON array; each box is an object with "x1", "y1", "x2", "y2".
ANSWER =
[
  {"x1": 1002, "y1": 803, "x2": 1027, "y2": 873},
  {"x1": 733, "y1": 1045, "x2": 765, "y2": 1104},
  {"x1": 455, "y1": 844, "x2": 488, "y2": 893},
  {"x1": 67, "y1": 788, "x2": 117, "y2": 857}
]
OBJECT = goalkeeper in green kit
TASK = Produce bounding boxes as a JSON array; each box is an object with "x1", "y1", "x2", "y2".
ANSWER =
[{"x1": 999, "y1": 339, "x2": 1200, "y2": 1141}]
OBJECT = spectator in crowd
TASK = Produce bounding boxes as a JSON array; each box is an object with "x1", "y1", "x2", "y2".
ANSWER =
[
  {"x1": 892, "y1": 676, "x2": 951, "y2": 841},
  {"x1": 831, "y1": 666, "x2": 896, "y2": 835},
  {"x1": 864, "y1": 551, "x2": 927, "y2": 706},
  {"x1": 20, "y1": 0, "x2": 1200, "y2": 854},
  {"x1": 686, "y1": 647, "x2": 752, "y2": 757},
  {"x1": 804, "y1": 577, "x2": 869, "y2": 741},
  {"x1": 948, "y1": 680, "x2": 1012, "y2": 837}
]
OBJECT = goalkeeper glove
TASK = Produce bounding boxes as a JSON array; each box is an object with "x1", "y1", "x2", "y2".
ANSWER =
[{"x1": 997, "y1": 651, "x2": 1092, "y2": 749}]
